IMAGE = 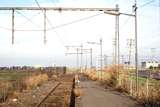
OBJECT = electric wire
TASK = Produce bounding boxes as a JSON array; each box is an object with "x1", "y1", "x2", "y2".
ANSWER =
[
  {"x1": 47, "y1": 13, "x2": 103, "y2": 31},
  {"x1": 119, "y1": 16, "x2": 131, "y2": 31},
  {"x1": 17, "y1": 11, "x2": 42, "y2": 27},
  {"x1": 0, "y1": 13, "x2": 102, "y2": 31},
  {"x1": 0, "y1": 26, "x2": 11, "y2": 30},
  {"x1": 34, "y1": 0, "x2": 65, "y2": 46},
  {"x1": 138, "y1": 0, "x2": 155, "y2": 8}
]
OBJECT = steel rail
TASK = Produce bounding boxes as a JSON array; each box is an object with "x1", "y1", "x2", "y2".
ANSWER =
[{"x1": 35, "y1": 82, "x2": 61, "y2": 107}]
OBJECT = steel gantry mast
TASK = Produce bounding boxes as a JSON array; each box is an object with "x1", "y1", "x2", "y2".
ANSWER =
[{"x1": 0, "y1": 7, "x2": 118, "y2": 45}]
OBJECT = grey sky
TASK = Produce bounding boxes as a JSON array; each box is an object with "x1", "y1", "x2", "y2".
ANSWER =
[{"x1": 0, "y1": 0, "x2": 159, "y2": 67}]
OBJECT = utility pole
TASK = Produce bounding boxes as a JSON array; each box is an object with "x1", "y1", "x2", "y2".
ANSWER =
[
  {"x1": 82, "y1": 48, "x2": 93, "y2": 71},
  {"x1": 90, "y1": 48, "x2": 93, "y2": 69},
  {"x1": 104, "y1": 55, "x2": 108, "y2": 68},
  {"x1": 115, "y1": 15, "x2": 117, "y2": 66},
  {"x1": 87, "y1": 38, "x2": 103, "y2": 80},
  {"x1": 127, "y1": 39, "x2": 135, "y2": 67},
  {"x1": 80, "y1": 44, "x2": 83, "y2": 73},
  {"x1": 112, "y1": 38, "x2": 116, "y2": 65},
  {"x1": 115, "y1": 4, "x2": 120, "y2": 67},
  {"x1": 65, "y1": 45, "x2": 83, "y2": 72},
  {"x1": 151, "y1": 48, "x2": 156, "y2": 62},
  {"x1": 116, "y1": 4, "x2": 120, "y2": 69},
  {"x1": 44, "y1": 9, "x2": 46, "y2": 44},
  {"x1": 76, "y1": 48, "x2": 79, "y2": 70},
  {"x1": 100, "y1": 38, "x2": 103, "y2": 80},
  {"x1": 115, "y1": 4, "x2": 120, "y2": 79},
  {"x1": 121, "y1": 55, "x2": 124, "y2": 64},
  {"x1": 12, "y1": 9, "x2": 14, "y2": 44},
  {"x1": 85, "y1": 49, "x2": 88, "y2": 71},
  {"x1": 133, "y1": 0, "x2": 138, "y2": 93}
]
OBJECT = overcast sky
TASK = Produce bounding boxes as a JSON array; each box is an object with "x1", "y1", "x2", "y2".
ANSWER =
[{"x1": 0, "y1": 0, "x2": 159, "y2": 67}]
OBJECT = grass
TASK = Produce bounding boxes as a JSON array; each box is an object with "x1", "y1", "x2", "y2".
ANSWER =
[
  {"x1": 0, "y1": 71, "x2": 31, "y2": 81},
  {"x1": 85, "y1": 65, "x2": 160, "y2": 106},
  {"x1": 0, "y1": 70, "x2": 50, "y2": 102}
]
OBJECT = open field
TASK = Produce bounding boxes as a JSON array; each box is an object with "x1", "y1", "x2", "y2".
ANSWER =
[
  {"x1": 0, "y1": 74, "x2": 74, "y2": 107},
  {"x1": 0, "y1": 69, "x2": 60, "y2": 103}
]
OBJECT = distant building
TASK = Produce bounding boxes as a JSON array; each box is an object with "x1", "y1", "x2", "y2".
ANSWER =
[{"x1": 141, "y1": 61, "x2": 159, "y2": 69}]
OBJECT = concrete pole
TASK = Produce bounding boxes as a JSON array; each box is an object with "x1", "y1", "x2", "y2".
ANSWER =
[
  {"x1": 134, "y1": 0, "x2": 139, "y2": 93},
  {"x1": 76, "y1": 48, "x2": 79, "y2": 71},
  {"x1": 80, "y1": 44, "x2": 83, "y2": 73},
  {"x1": 90, "y1": 48, "x2": 92, "y2": 69},
  {"x1": 44, "y1": 9, "x2": 46, "y2": 44},
  {"x1": 12, "y1": 9, "x2": 14, "y2": 44},
  {"x1": 117, "y1": 4, "x2": 120, "y2": 69},
  {"x1": 115, "y1": 15, "x2": 117, "y2": 66},
  {"x1": 85, "y1": 50, "x2": 88, "y2": 71},
  {"x1": 100, "y1": 38, "x2": 103, "y2": 80}
]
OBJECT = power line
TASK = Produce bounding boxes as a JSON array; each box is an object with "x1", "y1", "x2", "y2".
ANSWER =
[
  {"x1": 47, "y1": 13, "x2": 102, "y2": 30},
  {"x1": 0, "y1": 26, "x2": 11, "y2": 30},
  {"x1": 34, "y1": 0, "x2": 65, "y2": 45},
  {"x1": 138, "y1": 0, "x2": 155, "y2": 8},
  {"x1": 119, "y1": 16, "x2": 131, "y2": 31},
  {"x1": 17, "y1": 11, "x2": 42, "y2": 27},
  {"x1": 15, "y1": 10, "x2": 41, "y2": 28},
  {"x1": 0, "y1": 12, "x2": 102, "y2": 32}
]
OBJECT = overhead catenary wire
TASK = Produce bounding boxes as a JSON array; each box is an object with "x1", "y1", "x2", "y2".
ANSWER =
[
  {"x1": 47, "y1": 13, "x2": 103, "y2": 31},
  {"x1": 0, "y1": 13, "x2": 102, "y2": 31},
  {"x1": 0, "y1": 26, "x2": 11, "y2": 30},
  {"x1": 138, "y1": 0, "x2": 155, "y2": 8},
  {"x1": 15, "y1": 10, "x2": 42, "y2": 28},
  {"x1": 34, "y1": 0, "x2": 65, "y2": 45},
  {"x1": 17, "y1": 11, "x2": 42, "y2": 27},
  {"x1": 119, "y1": 16, "x2": 131, "y2": 31},
  {"x1": 34, "y1": 0, "x2": 103, "y2": 46}
]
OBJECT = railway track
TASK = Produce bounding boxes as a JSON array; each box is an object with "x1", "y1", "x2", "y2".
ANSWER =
[
  {"x1": 34, "y1": 74, "x2": 74, "y2": 107},
  {"x1": 0, "y1": 74, "x2": 74, "y2": 107},
  {"x1": 35, "y1": 82, "x2": 61, "y2": 107}
]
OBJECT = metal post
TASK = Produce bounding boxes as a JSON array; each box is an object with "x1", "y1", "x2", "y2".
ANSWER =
[
  {"x1": 115, "y1": 5, "x2": 119, "y2": 80},
  {"x1": 100, "y1": 38, "x2": 102, "y2": 80},
  {"x1": 44, "y1": 9, "x2": 46, "y2": 44},
  {"x1": 80, "y1": 44, "x2": 83, "y2": 73},
  {"x1": 115, "y1": 14, "x2": 117, "y2": 66},
  {"x1": 134, "y1": 0, "x2": 138, "y2": 93},
  {"x1": 117, "y1": 4, "x2": 120, "y2": 69},
  {"x1": 127, "y1": 39, "x2": 134, "y2": 67},
  {"x1": 76, "y1": 48, "x2": 79, "y2": 71},
  {"x1": 121, "y1": 55, "x2": 124, "y2": 64},
  {"x1": 104, "y1": 55, "x2": 108, "y2": 68},
  {"x1": 85, "y1": 50, "x2": 87, "y2": 71},
  {"x1": 12, "y1": 9, "x2": 14, "y2": 44},
  {"x1": 90, "y1": 48, "x2": 92, "y2": 69}
]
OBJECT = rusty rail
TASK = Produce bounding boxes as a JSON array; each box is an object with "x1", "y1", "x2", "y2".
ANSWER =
[{"x1": 35, "y1": 82, "x2": 61, "y2": 107}]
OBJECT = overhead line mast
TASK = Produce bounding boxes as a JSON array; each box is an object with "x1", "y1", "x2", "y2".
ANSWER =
[{"x1": 0, "y1": 6, "x2": 118, "y2": 45}]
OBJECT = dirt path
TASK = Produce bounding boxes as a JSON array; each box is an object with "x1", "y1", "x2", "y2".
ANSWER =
[{"x1": 77, "y1": 80, "x2": 142, "y2": 107}]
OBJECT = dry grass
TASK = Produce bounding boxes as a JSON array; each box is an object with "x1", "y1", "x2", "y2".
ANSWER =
[
  {"x1": 105, "y1": 65, "x2": 160, "y2": 106},
  {"x1": 0, "y1": 71, "x2": 52, "y2": 102},
  {"x1": 85, "y1": 65, "x2": 160, "y2": 106},
  {"x1": 137, "y1": 82, "x2": 160, "y2": 106},
  {"x1": 24, "y1": 73, "x2": 48, "y2": 90}
]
